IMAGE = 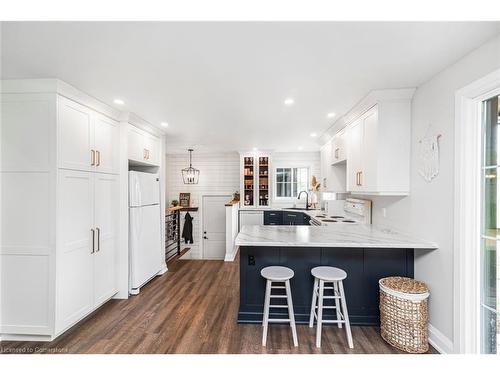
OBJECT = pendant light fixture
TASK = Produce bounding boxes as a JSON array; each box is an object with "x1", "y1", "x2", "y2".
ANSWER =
[{"x1": 182, "y1": 148, "x2": 200, "y2": 184}]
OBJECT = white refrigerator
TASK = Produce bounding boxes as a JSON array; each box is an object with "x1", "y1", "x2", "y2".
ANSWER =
[{"x1": 129, "y1": 171, "x2": 162, "y2": 295}]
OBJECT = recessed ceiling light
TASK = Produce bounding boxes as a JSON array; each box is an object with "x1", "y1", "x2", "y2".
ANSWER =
[
  {"x1": 113, "y1": 99, "x2": 125, "y2": 105},
  {"x1": 310, "y1": 132, "x2": 318, "y2": 137},
  {"x1": 253, "y1": 147, "x2": 258, "y2": 151},
  {"x1": 284, "y1": 98, "x2": 294, "y2": 106},
  {"x1": 161, "y1": 122, "x2": 169, "y2": 128},
  {"x1": 298, "y1": 146, "x2": 304, "y2": 151},
  {"x1": 327, "y1": 112, "x2": 336, "y2": 118}
]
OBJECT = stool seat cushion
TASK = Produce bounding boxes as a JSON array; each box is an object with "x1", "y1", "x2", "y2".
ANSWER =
[
  {"x1": 261, "y1": 266, "x2": 294, "y2": 281},
  {"x1": 311, "y1": 266, "x2": 347, "y2": 281}
]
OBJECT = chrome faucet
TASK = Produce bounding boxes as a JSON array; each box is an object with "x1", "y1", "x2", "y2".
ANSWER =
[{"x1": 297, "y1": 191, "x2": 309, "y2": 210}]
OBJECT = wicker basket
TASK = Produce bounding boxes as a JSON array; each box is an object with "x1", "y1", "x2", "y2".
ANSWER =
[{"x1": 379, "y1": 277, "x2": 430, "y2": 353}]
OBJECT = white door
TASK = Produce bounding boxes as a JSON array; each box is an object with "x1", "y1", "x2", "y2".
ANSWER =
[
  {"x1": 129, "y1": 205, "x2": 162, "y2": 289},
  {"x1": 58, "y1": 96, "x2": 93, "y2": 171},
  {"x1": 346, "y1": 118, "x2": 363, "y2": 192},
  {"x1": 203, "y1": 195, "x2": 231, "y2": 259},
  {"x1": 144, "y1": 134, "x2": 160, "y2": 166},
  {"x1": 360, "y1": 107, "x2": 378, "y2": 192},
  {"x1": 127, "y1": 126, "x2": 145, "y2": 162},
  {"x1": 93, "y1": 173, "x2": 118, "y2": 306},
  {"x1": 57, "y1": 169, "x2": 94, "y2": 333},
  {"x1": 94, "y1": 114, "x2": 120, "y2": 174}
]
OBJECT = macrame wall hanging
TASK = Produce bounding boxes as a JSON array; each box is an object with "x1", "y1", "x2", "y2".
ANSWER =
[{"x1": 418, "y1": 124, "x2": 442, "y2": 183}]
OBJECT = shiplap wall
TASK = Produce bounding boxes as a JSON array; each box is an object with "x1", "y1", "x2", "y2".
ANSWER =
[
  {"x1": 271, "y1": 151, "x2": 321, "y2": 208},
  {"x1": 165, "y1": 152, "x2": 240, "y2": 259}
]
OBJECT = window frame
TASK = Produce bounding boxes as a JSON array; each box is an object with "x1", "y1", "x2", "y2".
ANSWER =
[{"x1": 273, "y1": 165, "x2": 310, "y2": 200}]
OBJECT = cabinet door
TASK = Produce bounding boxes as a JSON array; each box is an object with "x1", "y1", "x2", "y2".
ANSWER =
[
  {"x1": 58, "y1": 97, "x2": 93, "y2": 171},
  {"x1": 346, "y1": 118, "x2": 363, "y2": 192},
  {"x1": 239, "y1": 211, "x2": 263, "y2": 231},
  {"x1": 360, "y1": 107, "x2": 378, "y2": 192},
  {"x1": 57, "y1": 169, "x2": 94, "y2": 333},
  {"x1": 94, "y1": 114, "x2": 120, "y2": 174},
  {"x1": 127, "y1": 126, "x2": 145, "y2": 162},
  {"x1": 93, "y1": 173, "x2": 119, "y2": 306},
  {"x1": 320, "y1": 142, "x2": 332, "y2": 190},
  {"x1": 144, "y1": 134, "x2": 160, "y2": 166}
]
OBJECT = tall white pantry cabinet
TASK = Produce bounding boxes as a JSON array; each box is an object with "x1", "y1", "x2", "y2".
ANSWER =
[{"x1": 0, "y1": 81, "x2": 121, "y2": 341}]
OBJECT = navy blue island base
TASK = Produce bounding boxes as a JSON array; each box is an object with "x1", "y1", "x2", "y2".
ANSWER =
[{"x1": 238, "y1": 245, "x2": 414, "y2": 325}]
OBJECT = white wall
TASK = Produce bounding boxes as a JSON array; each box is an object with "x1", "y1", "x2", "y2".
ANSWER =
[
  {"x1": 165, "y1": 152, "x2": 239, "y2": 259},
  {"x1": 360, "y1": 34, "x2": 500, "y2": 352},
  {"x1": 271, "y1": 151, "x2": 321, "y2": 208}
]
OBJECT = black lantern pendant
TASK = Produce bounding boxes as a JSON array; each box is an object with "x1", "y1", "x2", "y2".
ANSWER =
[{"x1": 182, "y1": 149, "x2": 200, "y2": 184}]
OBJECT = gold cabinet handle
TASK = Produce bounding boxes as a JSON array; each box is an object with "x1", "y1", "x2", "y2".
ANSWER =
[
  {"x1": 335, "y1": 148, "x2": 339, "y2": 159},
  {"x1": 91, "y1": 228, "x2": 95, "y2": 254},
  {"x1": 144, "y1": 149, "x2": 147, "y2": 160},
  {"x1": 96, "y1": 150, "x2": 100, "y2": 167},
  {"x1": 95, "y1": 227, "x2": 100, "y2": 252},
  {"x1": 91, "y1": 150, "x2": 95, "y2": 166},
  {"x1": 359, "y1": 171, "x2": 362, "y2": 186},
  {"x1": 146, "y1": 149, "x2": 150, "y2": 160}
]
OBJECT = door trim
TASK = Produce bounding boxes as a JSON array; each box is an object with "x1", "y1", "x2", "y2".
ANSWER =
[
  {"x1": 201, "y1": 194, "x2": 232, "y2": 259},
  {"x1": 454, "y1": 67, "x2": 500, "y2": 354}
]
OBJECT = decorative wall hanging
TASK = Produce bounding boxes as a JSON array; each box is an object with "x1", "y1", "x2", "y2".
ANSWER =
[
  {"x1": 418, "y1": 124, "x2": 441, "y2": 182},
  {"x1": 182, "y1": 148, "x2": 200, "y2": 184},
  {"x1": 179, "y1": 192, "x2": 191, "y2": 208}
]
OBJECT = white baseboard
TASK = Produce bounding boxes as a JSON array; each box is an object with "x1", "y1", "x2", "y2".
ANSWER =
[
  {"x1": 428, "y1": 323, "x2": 454, "y2": 354},
  {"x1": 224, "y1": 246, "x2": 238, "y2": 262}
]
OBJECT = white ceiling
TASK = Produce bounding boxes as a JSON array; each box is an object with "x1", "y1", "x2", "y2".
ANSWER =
[{"x1": 2, "y1": 22, "x2": 500, "y2": 153}]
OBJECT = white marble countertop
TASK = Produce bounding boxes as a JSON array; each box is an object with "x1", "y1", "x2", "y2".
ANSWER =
[{"x1": 235, "y1": 224, "x2": 438, "y2": 249}]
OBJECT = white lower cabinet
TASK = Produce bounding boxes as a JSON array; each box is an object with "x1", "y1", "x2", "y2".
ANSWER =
[
  {"x1": 93, "y1": 173, "x2": 119, "y2": 306},
  {"x1": 56, "y1": 169, "x2": 118, "y2": 335}
]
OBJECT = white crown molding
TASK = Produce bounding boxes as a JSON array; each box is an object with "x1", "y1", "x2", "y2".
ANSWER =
[
  {"x1": 1, "y1": 78, "x2": 166, "y2": 136},
  {"x1": 320, "y1": 87, "x2": 416, "y2": 145}
]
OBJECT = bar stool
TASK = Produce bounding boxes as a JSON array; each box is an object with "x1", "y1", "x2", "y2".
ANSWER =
[
  {"x1": 261, "y1": 266, "x2": 298, "y2": 347},
  {"x1": 309, "y1": 266, "x2": 353, "y2": 349}
]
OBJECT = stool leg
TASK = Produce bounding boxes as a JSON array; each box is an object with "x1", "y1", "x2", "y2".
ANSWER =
[
  {"x1": 262, "y1": 279, "x2": 272, "y2": 346},
  {"x1": 309, "y1": 277, "x2": 318, "y2": 328},
  {"x1": 333, "y1": 281, "x2": 342, "y2": 328},
  {"x1": 285, "y1": 280, "x2": 298, "y2": 347},
  {"x1": 339, "y1": 280, "x2": 353, "y2": 349},
  {"x1": 316, "y1": 279, "x2": 324, "y2": 348}
]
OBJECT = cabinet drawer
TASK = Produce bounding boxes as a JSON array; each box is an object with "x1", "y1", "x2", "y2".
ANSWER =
[{"x1": 264, "y1": 211, "x2": 282, "y2": 225}]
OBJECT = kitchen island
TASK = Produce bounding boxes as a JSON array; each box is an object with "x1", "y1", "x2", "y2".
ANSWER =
[{"x1": 235, "y1": 223, "x2": 438, "y2": 325}]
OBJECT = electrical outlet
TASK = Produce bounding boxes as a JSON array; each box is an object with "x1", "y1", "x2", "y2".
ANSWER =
[{"x1": 248, "y1": 255, "x2": 255, "y2": 266}]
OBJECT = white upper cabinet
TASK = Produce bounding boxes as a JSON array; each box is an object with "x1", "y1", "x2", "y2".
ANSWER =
[
  {"x1": 127, "y1": 126, "x2": 161, "y2": 166},
  {"x1": 143, "y1": 133, "x2": 160, "y2": 166},
  {"x1": 93, "y1": 114, "x2": 120, "y2": 174},
  {"x1": 331, "y1": 129, "x2": 347, "y2": 164},
  {"x1": 58, "y1": 97, "x2": 93, "y2": 172},
  {"x1": 343, "y1": 89, "x2": 414, "y2": 195},
  {"x1": 58, "y1": 96, "x2": 119, "y2": 174},
  {"x1": 320, "y1": 141, "x2": 346, "y2": 193}
]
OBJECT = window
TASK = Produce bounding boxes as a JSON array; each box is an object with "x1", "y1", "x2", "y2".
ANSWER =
[
  {"x1": 275, "y1": 167, "x2": 309, "y2": 198},
  {"x1": 480, "y1": 94, "x2": 500, "y2": 354}
]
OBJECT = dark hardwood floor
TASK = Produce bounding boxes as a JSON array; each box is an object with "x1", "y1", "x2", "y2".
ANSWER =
[{"x1": 0, "y1": 253, "x2": 437, "y2": 354}]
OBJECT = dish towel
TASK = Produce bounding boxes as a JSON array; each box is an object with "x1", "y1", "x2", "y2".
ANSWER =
[{"x1": 418, "y1": 135, "x2": 439, "y2": 182}]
